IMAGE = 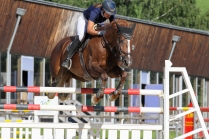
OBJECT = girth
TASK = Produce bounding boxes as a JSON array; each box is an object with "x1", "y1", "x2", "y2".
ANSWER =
[{"x1": 78, "y1": 38, "x2": 94, "y2": 81}]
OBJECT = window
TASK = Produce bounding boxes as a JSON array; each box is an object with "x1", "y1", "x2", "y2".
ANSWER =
[
  {"x1": 45, "y1": 59, "x2": 51, "y2": 87},
  {"x1": 182, "y1": 76, "x2": 188, "y2": 107},
  {"x1": 150, "y1": 71, "x2": 157, "y2": 84},
  {"x1": 198, "y1": 78, "x2": 203, "y2": 107},
  {"x1": 159, "y1": 72, "x2": 163, "y2": 84},
  {"x1": 0, "y1": 53, "x2": 7, "y2": 102}
]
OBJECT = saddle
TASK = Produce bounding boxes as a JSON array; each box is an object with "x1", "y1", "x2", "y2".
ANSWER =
[
  {"x1": 69, "y1": 25, "x2": 103, "y2": 81},
  {"x1": 78, "y1": 34, "x2": 91, "y2": 52},
  {"x1": 73, "y1": 34, "x2": 93, "y2": 81}
]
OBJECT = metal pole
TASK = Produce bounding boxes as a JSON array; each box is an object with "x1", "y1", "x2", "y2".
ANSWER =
[
  {"x1": 6, "y1": 8, "x2": 26, "y2": 118},
  {"x1": 168, "y1": 35, "x2": 181, "y2": 60},
  {"x1": 175, "y1": 121, "x2": 179, "y2": 137}
]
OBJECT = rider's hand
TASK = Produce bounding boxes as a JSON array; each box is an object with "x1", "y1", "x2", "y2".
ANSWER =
[{"x1": 97, "y1": 30, "x2": 106, "y2": 36}]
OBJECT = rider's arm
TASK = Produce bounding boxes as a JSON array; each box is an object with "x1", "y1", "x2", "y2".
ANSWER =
[{"x1": 87, "y1": 20, "x2": 100, "y2": 35}]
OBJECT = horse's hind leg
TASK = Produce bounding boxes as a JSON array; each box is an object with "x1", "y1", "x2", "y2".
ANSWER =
[
  {"x1": 47, "y1": 77, "x2": 64, "y2": 99},
  {"x1": 58, "y1": 71, "x2": 72, "y2": 101},
  {"x1": 58, "y1": 85, "x2": 71, "y2": 101},
  {"x1": 58, "y1": 77, "x2": 71, "y2": 101}
]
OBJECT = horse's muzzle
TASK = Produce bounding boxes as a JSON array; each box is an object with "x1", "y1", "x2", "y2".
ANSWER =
[{"x1": 119, "y1": 56, "x2": 132, "y2": 68}]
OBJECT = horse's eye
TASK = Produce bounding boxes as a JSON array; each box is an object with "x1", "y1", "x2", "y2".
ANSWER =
[{"x1": 119, "y1": 39, "x2": 124, "y2": 44}]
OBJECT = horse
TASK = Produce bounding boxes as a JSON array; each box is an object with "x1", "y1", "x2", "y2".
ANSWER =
[{"x1": 47, "y1": 19, "x2": 136, "y2": 105}]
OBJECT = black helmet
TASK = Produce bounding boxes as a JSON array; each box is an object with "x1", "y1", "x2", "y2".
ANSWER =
[{"x1": 102, "y1": 0, "x2": 116, "y2": 15}]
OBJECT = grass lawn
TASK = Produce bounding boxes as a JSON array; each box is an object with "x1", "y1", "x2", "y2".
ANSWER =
[{"x1": 196, "y1": 0, "x2": 209, "y2": 14}]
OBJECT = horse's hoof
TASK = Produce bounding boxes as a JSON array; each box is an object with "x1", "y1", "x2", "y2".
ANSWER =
[
  {"x1": 109, "y1": 93, "x2": 119, "y2": 101},
  {"x1": 113, "y1": 90, "x2": 118, "y2": 95},
  {"x1": 47, "y1": 93, "x2": 56, "y2": 99},
  {"x1": 91, "y1": 94, "x2": 101, "y2": 105},
  {"x1": 58, "y1": 93, "x2": 70, "y2": 101}
]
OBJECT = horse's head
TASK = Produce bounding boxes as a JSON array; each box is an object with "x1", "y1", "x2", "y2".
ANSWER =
[{"x1": 103, "y1": 20, "x2": 136, "y2": 69}]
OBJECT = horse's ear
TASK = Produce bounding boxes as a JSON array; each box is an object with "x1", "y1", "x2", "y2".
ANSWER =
[
  {"x1": 111, "y1": 21, "x2": 117, "y2": 29},
  {"x1": 131, "y1": 23, "x2": 136, "y2": 32},
  {"x1": 115, "y1": 21, "x2": 120, "y2": 29}
]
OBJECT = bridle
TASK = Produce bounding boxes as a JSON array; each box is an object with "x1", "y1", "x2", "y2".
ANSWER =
[
  {"x1": 102, "y1": 29, "x2": 133, "y2": 62},
  {"x1": 117, "y1": 32, "x2": 133, "y2": 61}
]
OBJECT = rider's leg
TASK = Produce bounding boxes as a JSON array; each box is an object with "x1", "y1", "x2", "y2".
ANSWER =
[
  {"x1": 62, "y1": 36, "x2": 81, "y2": 69},
  {"x1": 62, "y1": 14, "x2": 87, "y2": 70},
  {"x1": 76, "y1": 14, "x2": 87, "y2": 42}
]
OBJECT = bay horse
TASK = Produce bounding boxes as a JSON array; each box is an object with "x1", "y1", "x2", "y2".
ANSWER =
[{"x1": 48, "y1": 20, "x2": 136, "y2": 105}]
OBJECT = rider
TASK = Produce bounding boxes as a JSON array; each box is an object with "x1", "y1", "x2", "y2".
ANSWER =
[{"x1": 62, "y1": 0, "x2": 116, "y2": 69}]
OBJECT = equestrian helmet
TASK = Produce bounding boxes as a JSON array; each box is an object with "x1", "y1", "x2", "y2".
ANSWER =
[{"x1": 102, "y1": 0, "x2": 116, "y2": 15}]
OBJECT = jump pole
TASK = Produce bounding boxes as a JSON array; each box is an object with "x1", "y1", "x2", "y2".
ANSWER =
[
  {"x1": 170, "y1": 107, "x2": 209, "y2": 112},
  {"x1": 0, "y1": 104, "x2": 163, "y2": 113},
  {"x1": 0, "y1": 86, "x2": 163, "y2": 95}
]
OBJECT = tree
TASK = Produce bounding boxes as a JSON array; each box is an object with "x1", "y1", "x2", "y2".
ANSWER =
[
  {"x1": 48, "y1": 0, "x2": 103, "y2": 8},
  {"x1": 114, "y1": 0, "x2": 143, "y2": 18},
  {"x1": 45, "y1": 0, "x2": 143, "y2": 18}
]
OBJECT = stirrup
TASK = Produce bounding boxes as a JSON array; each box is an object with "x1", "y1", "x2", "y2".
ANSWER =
[{"x1": 62, "y1": 59, "x2": 72, "y2": 70}]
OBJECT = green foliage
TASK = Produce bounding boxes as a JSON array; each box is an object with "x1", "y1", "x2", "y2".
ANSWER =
[
  {"x1": 196, "y1": 0, "x2": 209, "y2": 15},
  {"x1": 114, "y1": 0, "x2": 143, "y2": 18},
  {"x1": 45, "y1": 0, "x2": 209, "y2": 31},
  {"x1": 51, "y1": 0, "x2": 103, "y2": 8},
  {"x1": 140, "y1": 0, "x2": 209, "y2": 30},
  {"x1": 46, "y1": 0, "x2": 143, "y2": 18}
]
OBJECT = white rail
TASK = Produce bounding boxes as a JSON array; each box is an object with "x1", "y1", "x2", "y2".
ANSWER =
[{"x1": 0, "y1": 123, "x2": 162, "y2": 139}]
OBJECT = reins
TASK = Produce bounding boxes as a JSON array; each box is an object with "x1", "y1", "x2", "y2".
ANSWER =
[{"x1": 101, "y1": 30, "x2": 132, "y2": 62}]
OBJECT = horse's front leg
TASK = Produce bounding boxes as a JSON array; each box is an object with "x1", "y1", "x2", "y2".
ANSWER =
[
  {"x1": 109, "y1": 70, "x2": 128, "y2": 101},
  {"x1": 91, "y1": 63, "x2": 108, "y2": 105},
  {"x1": 91, "y1": 73, "x2": 108, "y2": 105}
]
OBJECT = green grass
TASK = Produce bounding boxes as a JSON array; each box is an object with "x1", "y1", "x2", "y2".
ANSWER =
[{"x1": 196, "y1": 0, "x2": 209, "y2": 15}]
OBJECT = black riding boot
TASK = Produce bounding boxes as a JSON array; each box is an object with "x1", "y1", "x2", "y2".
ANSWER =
[{"x1": 62, "y1": 36, "x2": 81, "y2": 69}]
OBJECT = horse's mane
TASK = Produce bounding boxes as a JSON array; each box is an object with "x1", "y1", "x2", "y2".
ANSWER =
[
  {"x1": 96, "y1": 20, "x2": 130, "y2": 32},
  {"x1": 115, "y1": 19, "x2": 129, "y2": 27},
  {"x1": 98, "y1": 20, "x2": 128, "y2": 32},
  {"x1": 111, "y1": 19, "x2": 135, "y2": 40}
]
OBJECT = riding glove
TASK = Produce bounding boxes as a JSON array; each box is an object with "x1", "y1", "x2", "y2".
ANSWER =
[{"x1": 97, "y1": 30, "x2": 106, "y2": 36}]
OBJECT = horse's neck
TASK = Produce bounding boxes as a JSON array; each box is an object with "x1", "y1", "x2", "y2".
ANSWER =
[{"x1": 105, "y1": 33, "x2": 117, "y2": 48}]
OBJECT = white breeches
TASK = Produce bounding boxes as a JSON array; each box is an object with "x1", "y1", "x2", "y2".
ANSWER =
[
  {"x1": 76, "y1": 14, "x2": 106, "y2": 41},
  {"x1": 76, "y1": 14, "x2": 88, "y2": 41}
]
